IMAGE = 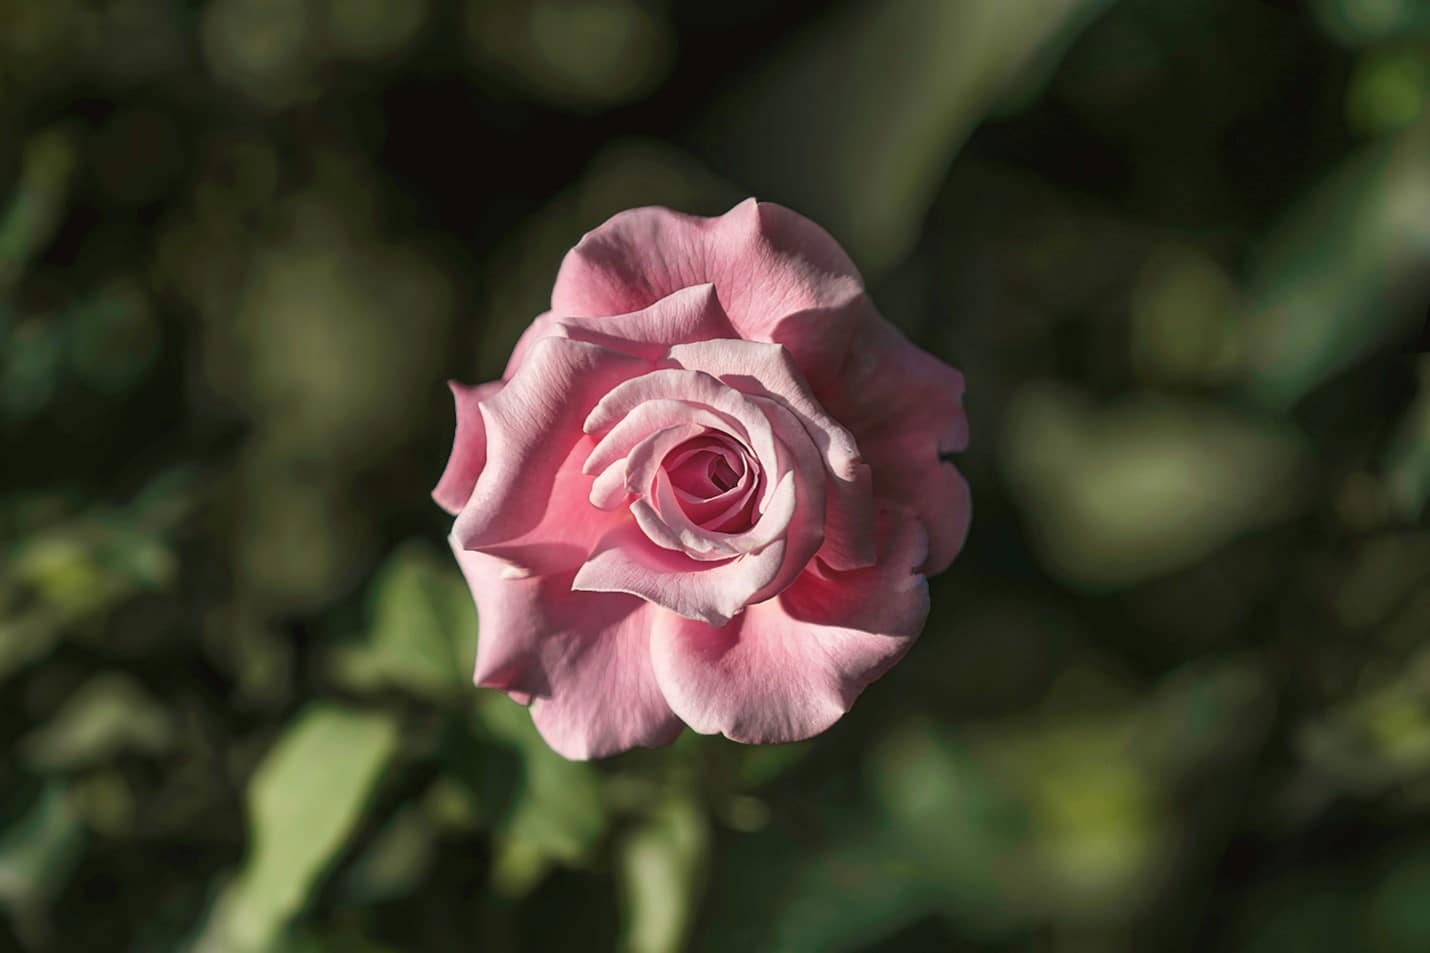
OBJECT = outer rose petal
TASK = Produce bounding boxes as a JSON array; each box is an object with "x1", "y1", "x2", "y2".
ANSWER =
[
  {"x1": 822, "y1": 316, "x2": 971, "y2": 574},
  {"x1": 453, "y1": 337, "x2": 650, "y2": 574},
  {"x1": 451, "y1": 541, "x2": 682, "y2": 760},
  {"x1": 504, "y1": 312, "x2": 557, "y2": 380},
  {"x1": 554, "y1": 284, "x2": 737, "y2": 361},
  {"x1": 551, "y1": 199, "x2": 866, "y2": 385},
  {"x1": 572, "y1": 494, "x2": 797, "y2": 628},
  {"x1": 433, "y1": 380, "x2": 503, "y2": 515},
  {"x1": 649, "y1": 509, "x2": 930, "y2": 744}
]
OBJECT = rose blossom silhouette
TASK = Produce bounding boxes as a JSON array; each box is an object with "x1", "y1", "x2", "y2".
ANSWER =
[{"x1": 435, "y1": 200, "x2": 970, "y2": 759}]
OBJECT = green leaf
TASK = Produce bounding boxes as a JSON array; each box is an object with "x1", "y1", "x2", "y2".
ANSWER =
[
  {"x1": 21, "y1": 672, "x2": 175, "y2": 770},
  {"x1": 473, "y1": 694, "x2": 606, "y2": 870},
  {"x1": 1314, "y1": 0, "x2": 1430, "y2": 46},
  {"x1": 192, "y1": 704, "x2": 399, "y2": 953},
  {"x1": 1241, "y1": 123, "x2": 1430, "y2": 410},
  {"x1": 1002, "y1": 386, "x2": 1305, "y2": 588},
  {"x1": 0, "y1": 785, "x2": 83, "y2": 946},
  {"x1": 337, "y1": 805, "x2": 435, "y2": 905},
  {"x1": 696, "y1": 0, "x2": 1117, "y2": 276},
  {"x1": 334, "y1": 540, "x2": 475, "y2": 699},
  {"x1": 1385, "y1": 356, "x2": 1430, "y2": 522},
  {"x1": 618, "y1": 793, "x2": 708, "y2": 953},
  {"x1": 0, "y1": 129, "x2": 77, "y2": 293}
]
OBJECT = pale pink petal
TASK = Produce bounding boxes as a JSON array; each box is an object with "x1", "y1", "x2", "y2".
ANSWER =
[
  {"x1": 452, "y1": 337, "x2": 649, "y2": 574},
  {"x1": 822, "y1": 317, "x2": 971, "y2": 574},
  {"x1": 667, "y1": 339, "x2": 876, "y2": 570},
  {"x1": 551, "y1": 200, "x2": 867, "y2": 385},
  {"x1": 630, "y1": 467, "x2": 786, "y2": 562},
  {"x1": 649, "y1": 510, "x2": 930, "y2": 745},
  {"x1": 554, "y1": 284, "x2": 737, "y2": 360},
  {"x1": 583, "y1": 400, "x2": 750, "y2": 477},
  {"x1": 572, "y1": 518, "x2": 792, "y2": 627},
  {"x1": 432, "y1": 379, "x2": 503, "y2": 515},
  {"x1": 450, "y1": 542, "x2": 541, "y2": 698},
  {"x1": 585, "y1": 369, "x2": 783, "y2": 512},
  {"x1": 614, "y1": 394, "x2": 825, "y2": 589},
  {"x1": 503, "y1": 312, "x2": 558, "y2": 380},
  {"x1": 450, "y1": 541, "x2": 682, "y2": 760}
]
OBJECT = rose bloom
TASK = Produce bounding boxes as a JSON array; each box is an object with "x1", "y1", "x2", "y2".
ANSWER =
[{"x1": 434, "y1": 199, "x2": 969, "y2": 759}]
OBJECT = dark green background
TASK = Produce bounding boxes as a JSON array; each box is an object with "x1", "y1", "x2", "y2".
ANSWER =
[{"x1": 1, "y1": 0, "x2": 1428, "y2": 951}]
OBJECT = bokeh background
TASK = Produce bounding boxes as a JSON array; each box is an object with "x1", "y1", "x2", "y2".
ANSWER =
[{"x1": 2, "y1": 0, "x2": 1429, "y2": 950}]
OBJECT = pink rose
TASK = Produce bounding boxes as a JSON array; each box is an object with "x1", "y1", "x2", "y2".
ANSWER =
[{"x1": 435, "y1": 199, "x2": 969, "y2": 759}]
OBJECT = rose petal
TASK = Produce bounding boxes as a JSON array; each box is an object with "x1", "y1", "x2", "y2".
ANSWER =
[
  {"x1": 551, "y1": 200, "x2": 867, "y2": 385},
  {"x1": 554, "y1": 284, "x2": 737, "y2": 361},
  {"x1": 823, "y1": 316, "x2": 971, "y2": 574},
  {"x1": 452, "y1": 337, "x2": 649, "y2": 574},
  {"x1": 583, "y1": 400, "x2": 751, "y2": 478},
  {"x1": 571, "y1": 512, "x2": 795, "y2": 627},
  {"x1": 667, "y1": 339, "x2": 876, "y2": 570},
  {"x1": 504, "y1": 311, "x2": 558, "y2": 380},
  {"x1": 649, "y1": 509, "x2": 930, "y2": 744},
  {"x1": 451, "y1": 541, "x2": 683, "y2": 760},
  {"x1": 585, "y1": 369, "x2": 783, "y2": 513},
  {"x1": 433, "y1": 379, "x2": 503, "y2": 515},
  {"x1": 635, "y1": 395, "x2": 824, "y2": 572}
]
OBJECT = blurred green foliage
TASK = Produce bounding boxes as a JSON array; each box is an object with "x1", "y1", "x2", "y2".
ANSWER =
[{"x1": 1, "y1": 0, "x2": 1428, "y2": 951}]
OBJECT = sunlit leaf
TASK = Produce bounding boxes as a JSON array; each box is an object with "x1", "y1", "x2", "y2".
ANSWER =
[
  {"x1": 334, "y1": 540, "x2": 475, "y2": 699},
  {"x1": 1386, "y1": 356, "x2": 1430, "y2": 522},
  {"x1": 0, "y1": 785, "x2": 83, "y2": 945},
  {"x1": 472, "y1": 694, "x2": 606, "y2": 868},
  {"x1": 617, "y1": 793, "x2": 708, "y2": 953},
  {"x1": 0, "y1": 128, "x2": 76, "y2": 293},
  {"x1": 337, "y1": 805, "x2": 435, "y2": 905},
  {"x1": 1314, "y1": 0, "x2": 1430, "y2": 46},
  {"x1": 191, "y1": 704, "x2": 399, "y2": 952},
  {"x1": 21, "y1": 672, "x2": 174, "y2": 770},
  {"x1": 1003, "y1": 385, "x2": 1306, "y2": 587},
  {"x1": 1242, "y1": 122, "x2": 1430, "y2": 409},
  {"x1": 697, "y1": 0, "x2": 1117, "y2": 276},
  {"x1": 463, "y1": 0, "x2": 674, "y2": 110}
]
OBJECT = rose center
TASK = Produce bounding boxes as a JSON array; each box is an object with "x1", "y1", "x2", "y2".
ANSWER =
[{"x1": 660, "y1": 435, "x2": 760, "y2": 532}]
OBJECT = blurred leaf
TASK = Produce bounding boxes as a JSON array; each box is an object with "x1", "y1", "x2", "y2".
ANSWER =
[
  {"x1": 1003, "y1": 385, "x2": 1305, "y2": 588},
  {"x1": 1299, "y1": 647, "x2": 1430, "y2": 794},
  {"x1": 334, "y1": 540, "x2": 476, "y2": 699},
  {"x1": 337, "y1": 804, "x2": 435, "y2": 905},
  {"x1": 737, "y1": 741, "x2": 814, "y2": 789},
  {"x1": 473, "y1": 693, "x2": 606, "y2": 870},
  {"x1": 698, "y1": 817, "x2": 948, "y2": 953},
  {"x1": 1314, "y1": 0, "x2": 1430, "y2": 46},
  {"x1": 617, "y1": 792, "x2": 708, "y2": 953},
  {"x1": 21, "y1": 672, "x2": 174, "y2": 770},
  {"x1": 490, "y1": 836, "x2": 554, "y2": 899},
  {"x1": 1242, "y1": 121, "x2": 1430, "y2": 409},
  {"x1": 0, "y1": 785, "x2": 83, "y2": 946},
  {"x1": 464, "y1": 0, "x2": 674, "y2": 110},
  {"x1": 1385, "y1": 356, "x2": 1430, "y2": 522},
  {"x1": 323, "y1": 0, "x2": 426, "y2": 63},
  {"x1": 1129, "y1": 244, "x2": 1244, "y2": 385},
  {"x1": 0, "y1": 612, "x2": 62, "y2": 681},
  {"x1": 192, "y1": 704, "x2": 398, "y2": 952},
  {"x1": 869, "y1": 723, "x2": 1028, "y2": 927},
  {"x1": 0, "y1": 317, "x2": 64, "y2": 421},
  {"x1": 64, "y1": 281, "x2": 161, "y2": 394},
  {"x1": 199, "y1": 0, "x2": 317, "y2": 108},
  {"x1": 1348, "y1": 49, "x2": 1429, "y2": 136},
  {"x1": 697, "y1": 0, "x2": 1116, "y2": 276},
  {"x1": 0, "y1": 128, "x2": 76, "y2": 292},
  {"x1": 1372, "y1": 849, "x2": 1430, "y2": 953}
]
